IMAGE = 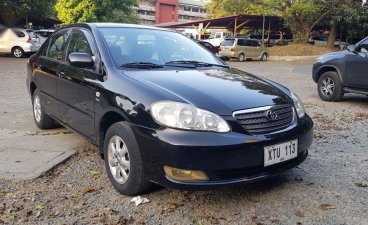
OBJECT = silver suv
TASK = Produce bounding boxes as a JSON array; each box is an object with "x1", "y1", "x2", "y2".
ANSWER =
[{"x1": 0, "y1": 28, "x2": 41, "y2": 58}]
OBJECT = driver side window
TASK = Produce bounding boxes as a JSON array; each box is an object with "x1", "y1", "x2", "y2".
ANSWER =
[
  {"x1": 47, "y1": 32, "x2": 70, "y2": 61},
  {"x1": 67, "y1": 31, "x2": 93, "y2": 56}
]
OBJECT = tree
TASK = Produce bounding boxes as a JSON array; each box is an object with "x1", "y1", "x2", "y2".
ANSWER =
[
  {"x1": 0, "y1": 0, "x2": 56, "y2": 26},
  {"x1": 55, "y1": 0, "x2": 138, "y2": 24},
  {"x1": 324, "y1": 0, "x2": 368, "y2": 48},
  {"x1": 206, "y1": 0, "x2": 333, "y2": 43}
]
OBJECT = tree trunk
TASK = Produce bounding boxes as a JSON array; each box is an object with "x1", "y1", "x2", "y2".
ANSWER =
[{"x1": 327, "y1": 23, "x2": 337, "y2": 49}]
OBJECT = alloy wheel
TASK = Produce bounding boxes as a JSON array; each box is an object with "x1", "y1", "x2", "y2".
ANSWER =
[
  {"x1": 262, "y1": 53, "x2": 267, "y2": 61},
  {"x1": 108, "y1": 135, "x2": 131, "y2": 184},
  {"x1": 13, "y1": 49, "x2": 22, "y2": 58},
  {"x1": 33, "y1": 95, "x2": 42, "y2": 123},
  {"x1": 320, "y1": 77, "x2": 335, "y2": 96}
]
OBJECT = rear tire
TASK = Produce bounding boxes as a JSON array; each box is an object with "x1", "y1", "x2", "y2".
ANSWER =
[
  {"x1": 12, "y1": 47, "x2": 24, "y2": 58},
  {"x1": 238, "y1": 53, "x2": 245, "y2": 62},
  {"x1": 104, "y1": 121, "x2": 152, "y2": 196},
  {"x1": 317, "y1": 71, "x2": 344, "y2": 101},
  {"x1": 32, "y1": 89, "x2": 56, "y2": 129}
]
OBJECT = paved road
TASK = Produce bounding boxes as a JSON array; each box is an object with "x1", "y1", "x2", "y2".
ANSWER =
[
  {"x1": 0, "y1": 56, "x2": 83, "y2": 179},
  {"x1": 0, "y1": 57, "x2": 367, "y2": 225}
]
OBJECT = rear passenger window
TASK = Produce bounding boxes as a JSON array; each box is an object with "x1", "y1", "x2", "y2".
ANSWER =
[
  {"x1": 237, "y1": 39, "x2": 245, "y2": 46},
  {"x1": 244, "y1": 40, "x2": 252, "y2": 46},
  {"x1": 47, "y1": 33, "x2": 70, "y2": 61},
  {"x1": 13, "y1": 30, "x2": 25, "y2": 38}
]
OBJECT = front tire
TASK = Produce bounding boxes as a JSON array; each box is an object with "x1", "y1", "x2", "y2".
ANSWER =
[
  {"x1": 104, "y1": 122, "x2": 152, "y2": 196},
  {"x1": 32, "y1": 89, "x2": 56, "y2": 129},
  {"x1": 317, "y1": 71, "x2": 344, "y2": 101},
  {"x1": 12, "y1": 47, "x2": 24, "y2": 58},
  {"x1": 261, "y1": 53, "x2": 268, "y2": 61}
]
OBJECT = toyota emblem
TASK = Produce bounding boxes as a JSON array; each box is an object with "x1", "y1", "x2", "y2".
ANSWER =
[{"x1": 266, "y1": 110, "x2": 278, "y2": 121}]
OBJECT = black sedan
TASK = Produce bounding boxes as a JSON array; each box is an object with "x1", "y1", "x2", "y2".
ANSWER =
[
  {"x1": 197, "y1": 41, "x2": 219, "y2": 54},
  {"x1": 27, "y1": 23, "x2": 313, "y2": 195}
]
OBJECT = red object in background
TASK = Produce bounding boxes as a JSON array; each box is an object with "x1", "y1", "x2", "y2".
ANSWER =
[{"x1": 156, "y1": 0, "x2": 178, "y2": 23}]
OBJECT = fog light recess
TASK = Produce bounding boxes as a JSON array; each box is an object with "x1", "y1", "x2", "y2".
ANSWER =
[{"x1": 163, "y1": 166, "x2": 208, "y2": 182}]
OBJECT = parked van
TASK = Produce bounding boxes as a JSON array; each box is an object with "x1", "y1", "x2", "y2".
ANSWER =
[
  {"x1": 0, "y1": 28, "x2": 41, "y2": 58},
  {"x1": 203, "y1": 31, "x2": 232, "y2": 47},
  {"x1": 219, "y1": 38, "x2": 269, "y2": 62}
]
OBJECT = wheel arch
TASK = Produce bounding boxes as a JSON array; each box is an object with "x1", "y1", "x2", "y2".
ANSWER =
[
  {"x1": 30, "y1": 82, "x2": 37, "y2": 97},
  {"x1": 316, "y1": 65, "x2": 343, "y2": 83},
  {"x1": 97, "y1": 110, "x2": 128, "y2": 158},
  {"x1": 11, "y1": 46, "x2": 24, "y2": 52}
]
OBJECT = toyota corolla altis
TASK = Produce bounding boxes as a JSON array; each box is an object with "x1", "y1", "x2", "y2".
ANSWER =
[{"x1": 27, "y1": 23, "x2": 313, "y2": 195}]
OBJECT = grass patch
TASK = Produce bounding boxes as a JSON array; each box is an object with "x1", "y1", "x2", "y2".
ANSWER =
[{"x1": 268, "y1": 44, "x2": 334, "y2": 56}]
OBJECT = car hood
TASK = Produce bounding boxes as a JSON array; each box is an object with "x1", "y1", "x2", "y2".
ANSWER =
[
  {"x1": 318, "y1": 50, "x2": 350, "y2": 62},
  {"x1": 123, "y1": 68, "x2": 292, "y2": 115}
]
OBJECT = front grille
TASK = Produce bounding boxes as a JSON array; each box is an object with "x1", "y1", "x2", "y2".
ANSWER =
[{"x1": 233, "y1": 105, "x2": 294, "y2": 134}]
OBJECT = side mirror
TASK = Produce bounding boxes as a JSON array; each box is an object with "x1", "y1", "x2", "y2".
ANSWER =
[
  {"x1": 68, "y1": 52, "x2": 94, "y2": 68},
  {"x1": 347, "y1": 44, "x2": 356, "y2": 52}
]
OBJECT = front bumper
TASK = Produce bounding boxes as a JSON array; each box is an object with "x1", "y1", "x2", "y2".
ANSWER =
[{"x1": 132, "y1": 115, "x2": 313, "y2": 189}]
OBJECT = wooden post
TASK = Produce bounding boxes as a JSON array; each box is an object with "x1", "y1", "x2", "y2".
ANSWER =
[{"x1": 234, "y1": 18, "x2": 237, "y2": 36}]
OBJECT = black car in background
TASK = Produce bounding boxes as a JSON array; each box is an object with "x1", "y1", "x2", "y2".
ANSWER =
[
  {"x1": 313, "y1": 37, "x2": 368, "y2": 101},
  {"x1": 27, "y1": 23, "x2": 313, "y2": 195},
  {"x1": 197, "y1": 40, "x2": 219, "y2": 54}
]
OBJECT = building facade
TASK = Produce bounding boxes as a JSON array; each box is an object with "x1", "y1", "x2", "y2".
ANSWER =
[{"x1": 134, "y1": 0, "x2": 209, "y2": 25}]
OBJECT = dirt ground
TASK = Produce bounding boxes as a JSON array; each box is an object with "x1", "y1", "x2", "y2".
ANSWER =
[{"x1": 0, "y1": 57, "x2": 367, "y2": 225}]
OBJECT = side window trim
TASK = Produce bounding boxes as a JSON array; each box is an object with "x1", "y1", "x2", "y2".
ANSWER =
[
  {"x1": 45, "y1": 28, "x2": 71, "y2": 62},
  {"x1": 66, "y1": 27, "x2": 101, "y2": 73}
]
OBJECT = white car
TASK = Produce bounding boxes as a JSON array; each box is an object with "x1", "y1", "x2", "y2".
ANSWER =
[
  {"x1": 34, "y1": 29, "x2": 55, "y2": 44},
  {"x1": 203, "y1": 31, "x2": 232, "y2": 47},
  {"x1": 308, "y1": 36, "x2": 347, "y2": 50},
  {"x1": 0, "y1": 28, "x2": 42, "y2": 58}
]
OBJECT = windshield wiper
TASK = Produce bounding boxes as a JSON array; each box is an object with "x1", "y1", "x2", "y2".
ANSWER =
[
  {"x1": 121, "y1": 62, "x2": 163, "y2": 69},
  {"x1": 164, "y1": 60, "x2": 229, "y2": 68}
]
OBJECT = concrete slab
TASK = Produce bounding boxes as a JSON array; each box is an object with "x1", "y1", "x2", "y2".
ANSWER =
[{"x1": 0, "y1": 128, "x2": 85, "y2": 180}]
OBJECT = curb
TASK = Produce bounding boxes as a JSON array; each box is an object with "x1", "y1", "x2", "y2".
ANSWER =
[{"x1": 269, "y1": 55, "x2": 319, "y2": 61}]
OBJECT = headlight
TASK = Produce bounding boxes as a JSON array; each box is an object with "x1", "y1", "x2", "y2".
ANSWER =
[
  {"x1": 151, "y1": 101, "x2": 230, "y2": 132},
  {"x1": 291, "y1": 92, "x2": 305, "y2": 118}
]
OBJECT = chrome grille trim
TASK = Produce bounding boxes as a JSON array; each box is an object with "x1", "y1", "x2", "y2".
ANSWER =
[{"x1": 233, "y1": 105, "x2": 295, "y2": 134}]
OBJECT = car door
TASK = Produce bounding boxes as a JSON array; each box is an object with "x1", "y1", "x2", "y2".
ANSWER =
[
  {"x1": 56, "y1": 28, "x2": 99, "y2": 139},
  {"x1": 252, "y1": 40, "x2": 262, "y2": 58},
  {"x1": 236, "y1": 39, "x2": 245, "y2": 56},
  {"x1": 345, "y1": 38, "x2": 368, "y2": 89},
  {"x1": 34, "y1": 29, "x2": 71, "y2": 118},
  {"x1": 244, "y1": 40, "x2": 255, "y2": 58}
]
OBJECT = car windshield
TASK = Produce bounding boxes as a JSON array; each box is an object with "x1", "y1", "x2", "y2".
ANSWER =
[
  {"x1": 221, "y1": 39, "x2": 235, "y2": 46},
  {"x1": 100, "y1": 27, "x2": 224, "y2": 67}
]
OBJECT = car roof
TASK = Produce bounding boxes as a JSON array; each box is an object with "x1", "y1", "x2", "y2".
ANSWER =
[{"x1": 62, "y1": 23, "x2": 168, "y2": 32}]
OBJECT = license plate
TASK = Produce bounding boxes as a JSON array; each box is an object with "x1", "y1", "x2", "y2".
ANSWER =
[{"x1": 264, "y1": 140, "x2": 298, "y2": 167}]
